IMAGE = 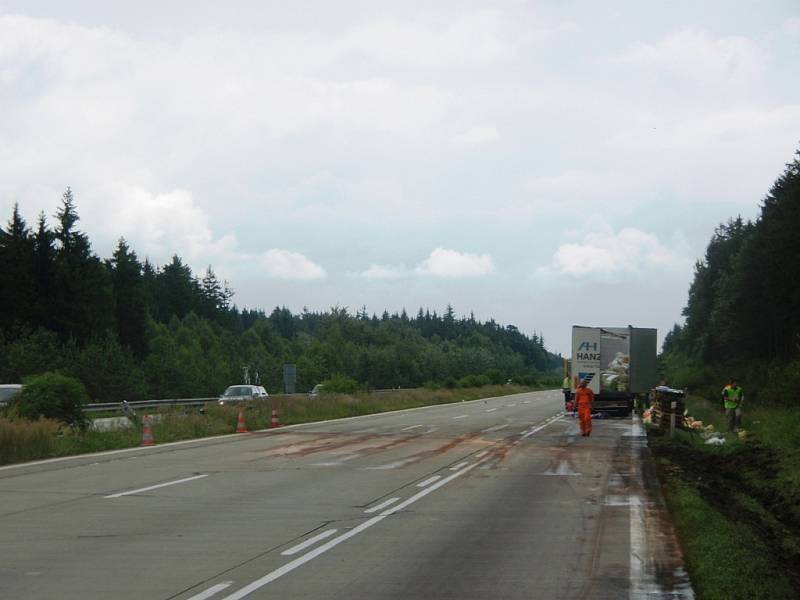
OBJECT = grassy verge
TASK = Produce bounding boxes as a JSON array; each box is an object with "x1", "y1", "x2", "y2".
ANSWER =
[
  {"x1": 649, "y1": 396, "x2": 800, "y2": 599},
  {"x1": 0, "y1": 384, "x2": 547, "y2": 466}
]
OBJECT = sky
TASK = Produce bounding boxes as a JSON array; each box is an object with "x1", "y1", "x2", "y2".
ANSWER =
[{"x1": 1, "y1": 1, "x2": 798, "y2": 355}]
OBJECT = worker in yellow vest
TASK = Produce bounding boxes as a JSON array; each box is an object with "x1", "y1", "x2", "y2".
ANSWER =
[
  {"x1": 562, "y1": 375, "x2": 572, "y2": 409},
  {"x1": 722, "y1": 378, "x2": 744, "y2": 433}
]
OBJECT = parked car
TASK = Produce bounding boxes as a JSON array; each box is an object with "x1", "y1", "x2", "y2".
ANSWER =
[
  {"x1": 0, "y1": 384, "x2": 23, "y2": 407},
  {"x1": 218, "y1": 385, "x2": 268, "y2": 405},
  {"x1": 308, "y1": 383, "x2": 324, "y2": 397}
]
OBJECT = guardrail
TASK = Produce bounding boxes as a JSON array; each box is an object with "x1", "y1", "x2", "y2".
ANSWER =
[
  {"x1": 84, "y1": 389, "x2": 415, "y2": 413},
  {"x1": 84, "y1": 398, "x2": 218, "y2": 413}
]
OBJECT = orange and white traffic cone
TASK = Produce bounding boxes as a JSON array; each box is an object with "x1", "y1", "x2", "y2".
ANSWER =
[
  {"x1": 271, "y1": 407, "x2": 281, "y2": 428},
  {"x1": 236, "y1": 407, "x2": 249, "y2": 433},
  {"x1": 141, "y1": 415, "x2": 155, "y2": 446}
]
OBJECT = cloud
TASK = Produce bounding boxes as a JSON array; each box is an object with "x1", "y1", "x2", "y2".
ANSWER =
[
  {"x1": 258, "y1": 250, "x2": 326, "y2": 280},
  {"x1": 783, "y1": 18, "x2": 800, "y2": 36},
  {"x1": 113, "y1": 186, "x2": 324, "y2": 280},
  {"x1": 415, "y1": 248, "x2": 495, "y2": 277},
  {"x1": 343, "y1": 11, "x2": 517, "y2": 68},
  {"x1": 451, "y1": 126, "x2": 500, "y2": 145},
  {"x1": 546, "y1": 228, "x2": 688, "y2": 277},
  {"x1": 615, "y1": 28, "x2": 765, "y2": 85},
  {"x1": 357, "y1": 264, "x2": 406, "y2": 280}
]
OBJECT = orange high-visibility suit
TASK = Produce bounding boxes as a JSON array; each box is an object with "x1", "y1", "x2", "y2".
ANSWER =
[{"x1": 574, "y1": 385, "x2": 594, "y2": 437}]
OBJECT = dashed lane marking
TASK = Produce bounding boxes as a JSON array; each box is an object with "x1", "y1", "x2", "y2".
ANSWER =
[
  {"x1": 364, "y1": 497, "x2": 400, "y2": 514},
  {"x1": 281, "y1": 529, "x2": 339, "y2": 556},
  {"x1": 105, "y1": 474, "x2": 208, "y2": 499},
  {"x1": 416, "y1": 475, "x2": 441, "y2": 488}
]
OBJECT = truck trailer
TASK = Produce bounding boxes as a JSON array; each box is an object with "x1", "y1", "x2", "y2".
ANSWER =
[{"x1": 570, "y1": 325, "x2": 657, "y2": 414}]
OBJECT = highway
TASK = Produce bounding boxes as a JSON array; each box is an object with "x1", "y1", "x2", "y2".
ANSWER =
[{"x1": 0, "y1": 390, "x2": 693, "y2": 599}]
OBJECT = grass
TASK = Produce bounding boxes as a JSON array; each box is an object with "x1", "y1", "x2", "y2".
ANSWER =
[
  {"x1": 0, "y1": 417, "x2": 61, "y2": 464},
  {"x1": 649, "y1": 394, "x2": 800, "y2": 599},
  {"x1": 660, "y1": 476, "x2": 795, "y2": 600},
  {"x1": 0, "y1": 384, "x2": 545, "y2": 466}
]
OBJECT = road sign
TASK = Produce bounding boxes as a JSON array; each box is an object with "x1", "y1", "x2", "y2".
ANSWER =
[{"x1": 283, "y1": 364, "x2": 297, "y2": 394}]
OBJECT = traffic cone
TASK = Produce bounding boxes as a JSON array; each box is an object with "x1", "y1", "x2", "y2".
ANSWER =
[
  {"x1": 236, "y1": 408, "x2": 249, "y2": 433},
  {"x1": 141, "y1": 415, "x2": 155, "y2": 446},
  {"x1": 271, "y1": 407, "x2": 281, "y2": 428}
]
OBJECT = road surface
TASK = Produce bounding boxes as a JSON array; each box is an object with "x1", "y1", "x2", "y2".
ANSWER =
[{"x1": 0, "y1": 390, "x2": 693, "y2": 599}]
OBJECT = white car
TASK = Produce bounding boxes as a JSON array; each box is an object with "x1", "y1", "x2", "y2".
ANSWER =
[
  {"x1": 0, "y1": 384, "x2": 22, "y2": 407},
  {"x1": 218, "y1": 385, "x2": 268, "y2": 405}
]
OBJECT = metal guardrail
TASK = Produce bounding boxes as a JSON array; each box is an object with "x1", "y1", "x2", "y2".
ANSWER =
[
  {"x1": 84, "y1": 398, "x2": 218, "y2": 413},
  {"x1": 84, "y1": 389, "x2": 416, "y2": 413}
]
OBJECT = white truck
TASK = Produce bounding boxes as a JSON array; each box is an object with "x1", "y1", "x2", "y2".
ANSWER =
[{"x1": 570, "y1": 325, "x2": 657, "y2": 414}]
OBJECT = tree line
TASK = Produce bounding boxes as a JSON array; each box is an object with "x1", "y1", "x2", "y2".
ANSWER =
[
  {"x1": 661, "y1": 147, "x2": 800, "y2": 405},
  {"x1": 0, "y1": 189, "x2": 561, "y2": 402}
]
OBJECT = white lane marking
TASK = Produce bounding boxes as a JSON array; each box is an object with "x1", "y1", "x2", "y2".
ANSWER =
[
  {"x1": 475, "y1": 450, "x2": 489, "y2": 458},
  {"x1": 507, "y1": 404, "x2": 517, "y2": 407},
  {"x1": 416, "y1": 475, "x2": 441, "y2": 488},
  {"x1": 104, "y1": 474, "x2": 208, "y2": 498},
  {"x1": 522, "y1": 400, "x2": 531, "y2": 404},
  {"x1": 452, "y1": 414, "x2": 469, "y2": 420},
  {"x1": 541, "y1": 460, "x2": 581, "y2": 476},
  {"x1": 220, "y1": 415, "x2": 562, "y2": 600},
  {"x1": 482, "y1": 424, "x2": 508, "y2": 433},
  {"x1": 485, "y1": 408, "x2": 497, "y2": 413},
  {"x1": 520, "y1": 414, "x2": 564, "y2": 439},
  {"x1": 449, "y1": 461, "x2": 469, "y2": 471},
  {"x1": 364, "y1": 497, "x2": 400, "y2": 514},
  {"x1": 221, "y1": 515, "x2": 386, "y2": 600},
  {"x1": 186, "y1": 582, "x2": 233, "y2": 600},
  {"x1": 401, "y1": 424, "x2": 425, "y2": 431},
  {"x1": 605, "y1": 495, "x2": 643, "y2": 507},
  {"x1": 281, "y1": 529, "x2": 339, "y2": 556},
  {"x1": 364, "y1": 457, "x2": 418, "y2": 470},
  {"x1": 311, "y1": 453, "x2": 361, "y2": 467}
]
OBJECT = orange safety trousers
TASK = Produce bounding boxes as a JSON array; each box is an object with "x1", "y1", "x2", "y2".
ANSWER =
[
  {"x1": 575, "y1": 387, "x2": 594, "y2": 436},
  {"x1": 578, "y1": 406, "x2": 592, "y2": 436}
]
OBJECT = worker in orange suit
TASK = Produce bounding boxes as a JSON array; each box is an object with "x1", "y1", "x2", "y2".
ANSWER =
[{"x1": 575, "y1": 379, "x2": 595, "y2": 437}]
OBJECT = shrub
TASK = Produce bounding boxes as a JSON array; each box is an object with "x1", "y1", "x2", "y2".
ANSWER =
[
  {"x1": 760, "y1": 358, "x2": 800, "y2": 407},
  {"x1": 484, "y1": 368, "x2": 505, "y2": 385},
  {"x1": 321, "y1": 373, "x2": 361, "y2": 394},
  {"x1": 457, "y1": 374, "x2": 491, "y2": 388},
  {"x1": 14, "y1": 372, "x2": 90, "y2": 429}
]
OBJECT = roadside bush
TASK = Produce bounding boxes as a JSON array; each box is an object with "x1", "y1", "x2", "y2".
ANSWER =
[
  {"x1": 321, "y1": 373, "x2": 360, "y2": 394},
  {"x1": 14, "y1": 372, "x2": 90, "y2": 429},
  {"x1": 512, "y1": 373, "x2": 538, "y2": 386},
  {"x1": 457, "y1": 374, "x2": 490, "y2": 388},
  {"x1": 484, "y1": 368, "x2": 505, "y2": 385},
  {"x1": 760, "y1": 358, "x2": 800, "y2": 406}
]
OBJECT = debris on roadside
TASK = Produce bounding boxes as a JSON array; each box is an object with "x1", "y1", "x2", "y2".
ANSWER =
[
  {"x1": 648, "y1": 387, "x2": 686, "y2": 430},
  {"x1": 705, "y1": 435, "x2": 726, "y2": 446}
]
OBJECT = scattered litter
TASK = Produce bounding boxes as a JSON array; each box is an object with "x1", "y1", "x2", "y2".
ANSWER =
[
  {"x1": 737, "y1": 430, "x2": 748, "y2": 440},
  {"x1": 705, "y1": 436, "x2": 726, "y2": 446}
]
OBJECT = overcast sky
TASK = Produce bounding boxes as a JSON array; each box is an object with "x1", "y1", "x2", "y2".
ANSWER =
[{"x1": 1, "y1": 1, "x2": 798, "y2": 354}]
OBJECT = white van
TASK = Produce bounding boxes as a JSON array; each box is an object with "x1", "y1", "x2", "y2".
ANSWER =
[
  {"x1": 0, "y1": 384, "x2": 22, "y2": 407},
  {"x1": 218, "y1": 385, "x2": 268, "y2": 405}
]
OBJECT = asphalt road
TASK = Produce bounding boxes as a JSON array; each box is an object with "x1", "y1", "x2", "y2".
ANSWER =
[{"x1": 0, "y1": 390, "x2": 694, "y2": 599}]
